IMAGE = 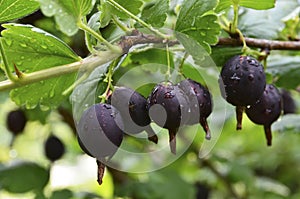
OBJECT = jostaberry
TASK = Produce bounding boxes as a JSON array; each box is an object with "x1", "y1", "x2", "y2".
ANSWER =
[
  {"x1": 245, "y1": 84, "x2": 282, "y2": 146},
  {"x1": 110, "y1": 87, "x2": 158, "y2": 143},
  {"x1": 148, "y1": 81, "x2": 189, "y2": 154},
  {"x1": 178, "y1": 79, "x2": 213, "y2": 140},
  {"x1": 219, "y1": 55, "x2": 266, "y2": 130}
]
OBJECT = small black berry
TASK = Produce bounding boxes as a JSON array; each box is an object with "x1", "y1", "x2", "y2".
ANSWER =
[
  {"x1": 6, "y1": 109, "x2": 27, "y2": 135},
  {"x1": 246, "y1": 84, "x2": 282, "y2": 146},
  {"x1": 219, "y1": 55, "x2": 266, "y2": 130},
  {"x1": 44, "y1": 135, "x2": 65, "y2": 162},
  {"x1": 148, "y1": 81, "x2": 189, "y2": 154},
  {"x1": 178, "y1": 79, "x2": 213, "y2": 140},
  {"x1": 110, "y1": 87, "x2": 158, "y2": 143},
  {"x1": 77, "y1": 103, "x2": 124, "y2": 159},
  {"x1": 281, "y1": 89, "x2": 297, "y2": 114}
]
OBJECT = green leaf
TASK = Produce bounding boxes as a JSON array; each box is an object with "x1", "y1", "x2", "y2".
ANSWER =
[
  {"x1": 215, "y1": 0, "x2": 232, "y2": 12},
  {"x1": 141, "y1": 0, "x2": 169, "y2": 28},
  {"x1": 50, "y1": 189, "x2": 73, "y2": 199},
  {"x1": 239, "y1": 0, "x2": 275, "y2": 10},
  {"x1": 1, "y1": 23, "x2": 80, "y2": 109},
  {"x1": 0, "y1": 0, "x2": 39, "y2": 23},
  {"x1": 175, "y1": 32, "x2": 209, "y2": 66},
  {"x1": 38, "y1": 0, "x2": 96, "y2": 36},
  {"x1": 175, "y1": 0, "x2": 220, "y2": 53},
  {"x1": 102, "y1": 0, "x2": 143, "y2": 20},
  {"x1": 0, "y1": 161, "x2": 50, "y2": 193},
  {"x1": 267, "y1": 54, "x2": 300, "y2": 89},
  {"x1": 239, "y1": 0, "x2": 298, "y2": 39}
]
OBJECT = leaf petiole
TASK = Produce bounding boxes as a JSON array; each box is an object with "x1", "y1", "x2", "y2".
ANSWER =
[
  {"x1": 77, "y1": 20, "x2": 122, "y2": 53},
  {"x1": 106, "y1": 0, "x2": 169, "y2": 39},
  {"x1": 0, "y1": 39, "x2": 18, "y2": 82}
]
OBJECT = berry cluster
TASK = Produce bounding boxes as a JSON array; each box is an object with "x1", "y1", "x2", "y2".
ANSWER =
[
  {"x1": 77, "y1": 79, "x2": 213, "y2": 184},
  {"x1": 219, "y1": 55, "x2": 282, "y2": 146}
]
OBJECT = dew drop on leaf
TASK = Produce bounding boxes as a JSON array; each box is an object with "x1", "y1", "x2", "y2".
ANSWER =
[
  {"x1": 41, "y1": 45, "x2": 48, "y2": 49},
  {"x1": 40, "y1": 104, "x2": 50, "y2": 111},
  {"x1": 49, "y1": 89, "x2": 55, "y2": 98},
  {"x1": 20, "y1": 43, "x2": 27, "y2": 48}
]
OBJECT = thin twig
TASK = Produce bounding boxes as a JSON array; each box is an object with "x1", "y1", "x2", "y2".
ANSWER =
[{"x1": 218, "y1": 37, "x2": 300, "y2": 50}]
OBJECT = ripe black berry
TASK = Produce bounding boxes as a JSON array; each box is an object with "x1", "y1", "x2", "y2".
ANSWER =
[
  {"x1": 77, "y1": 103, "x2": 124, "y2": 159},
  {"x1": 6, "y1": 109, "x2": 27, "y2": 135},
  {"x1": 148, "y1": 81, "x2": 189, "y2": 154},
  {"x1": 178, "y1": 79, "x2": 213, "y2": 140},
  {"x1": 219, "y1": 55, "x2": 266, "y2": 130},
  {"x1": 246, "y1": 84, "x2": 282, "y2": 146},
  {"x1": 77, "y1": 103, "x2": 124, "y2": 185},
  {"x1": 281, "y1": 89, "x2": 297, "y2": 114},
  {"x1": 110, "y1": 87, "x2": 158, "y2": 143},
  {"x1": 44, "y1": 135, "x2": 65, "y2": 162}
]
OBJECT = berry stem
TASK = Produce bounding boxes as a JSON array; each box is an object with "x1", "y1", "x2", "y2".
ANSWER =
[
  {"x1": 168, "y1": 129, "x2": 177, "y2": 155},
  {"x1": 200, "y1": 118, "x2": 211, "y2": 140},
  {"x1": 145, "y1": 126, "x2": 158, "y2": 144},
  {"x1": 96, "y1": 159, "x2": 106, "y2": 185},
  {"x1": 112, "y1": 15, "x2": 132, "y2": 33},
  {"x1": 264, "y1": 125, "x2": 272, "y2": 146},
  {"x1": 165, "y1": 43, "x2": 171, "y2": 80},
  {"x1": 236, "y1": 106, "x2": 245, "y2": 130},
  {"x1": 77, "y1": 20, "x2": 122, "y2": 53}
]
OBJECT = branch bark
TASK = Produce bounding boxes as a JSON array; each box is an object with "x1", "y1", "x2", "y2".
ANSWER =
[
  {"x1": 218, "y1": 37, "x2": 300, "y2": 50},
  {"x1": 2, "y1": 31, "x2": 300, "y2": 91}
]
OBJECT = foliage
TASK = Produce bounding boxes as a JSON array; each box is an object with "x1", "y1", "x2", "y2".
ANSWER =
[{"x1": 0, "y1": 0, "x2": 299, "y2": 199}]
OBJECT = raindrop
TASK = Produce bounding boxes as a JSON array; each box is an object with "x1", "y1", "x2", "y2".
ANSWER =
[
  {"x1": 20, "y1": 43, "x2": 27, "y2": 48},
  {"x1": 40, "y1": 104, "x2": 50, "y2": 111},
  {"x1": 41, "y1": 45, "x2": 48, "y2": 49},
  {"x1": 20, "y1": 56, "x2": 25, "y2": 60},
  {"x1": 49, "y1": 90, "x2": 55, "y2": 98},
  {"x1": 248, "y1": 74, "x2": 254, "y2": 81}
]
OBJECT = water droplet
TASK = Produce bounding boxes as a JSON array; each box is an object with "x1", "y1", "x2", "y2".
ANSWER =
[
  {"x1": 230, "y1": 73, "x2": 240, "y2": 82},
  {"x1": 40, "y1": 104, "x2": 49, "y2": 111},
  {"x1": 200, "y1": 32, "x2": 206, "y2": 36},
  {"x1": 248, "y1": 74, "x2": 254, "y2": 81},
  {"x1": 20, "y1": 56, "x2": 25, "y2": 60},
  {"x1": 265, "y1": 108, "x2": 272, "y2": 114},
  {"x1": 9, "y1": 149, "x2": 18, "y2": 158},
  {"x1": 20, "y1": 43, "x2": 27, "y2": 48},
  {"x1": 84, "y1": 124, "x2": 88, "y2": 130},
  {"x1": 49, "y1": 89, "x2": 55, "y2": 98},
  {"x1": 48, "y1": 4, "x2": 53, "y2": 9},
  {"x1": 16, "y1": 61, "x2": 23, "y2": 66},
  {"x1": 40, "y1": 81, "x2": 44, "y2": 85},
  {"x1": 41, "y1": 45, "x2": 47, "y2": 49},
  {"x1": 84, "y1": 104, "x2": 89, "y2": 107},
  {"x1": 89, "y1": 114, "x2": 93, "y2": 119}
]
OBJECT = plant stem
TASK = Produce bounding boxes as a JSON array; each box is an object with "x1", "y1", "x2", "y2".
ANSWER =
[
  {"x1": 112, "y1": 15, "x2": 132, "y2": 33},
  {"x1": 166, "y1": 43, "x2": 171, "y2": 80},
  {"x1": 82, "y1": 17, "x2": 95, "y2": 53},
  {"x1": 107, "y1": 0, "x2": 169, "y2": 39},
  {"x1": 77, "y1": 21, "x2": 122, "y2": 53},
  {"x1": 0, "y1": 39, "x2": 18, "y2": 81},
  {"x1": 230, "y1": 4, "x2": 239, "y2": 33},
  {"x1": 0, "y1": 52, "x2": 121, "y2": 91}
]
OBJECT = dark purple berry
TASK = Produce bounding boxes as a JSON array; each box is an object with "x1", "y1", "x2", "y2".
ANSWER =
[
  {"x1": 110, "y1": 87, "x2": 158, "y2": 143},
  {"x1": 219, "y1": 55, "x2": 266, "y2": 130},
  {"x1": 44, "y1": 135, "x2": 65, "y2": 162},
  {"x1": 6, "y1": 109, "x2": 27, "y2": 135},
  {"x1": 77, "y1": 103, "x2": 124, "y2": 185},
  {"x1": 77, "y1": 103, "x2": 124, "y2": 159},
  {"x1": 281, "y1": 89, "x2": 297, "y2": 114},
  {"x1": 178, "y1": 79, "x2": 213, "y2": 140},
  {"x1": 148, "y1": 81, "x2": 189, "y2": 154},
  {"x1": 246, "y1": 84, "x2": 282, "y2": 146}
]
